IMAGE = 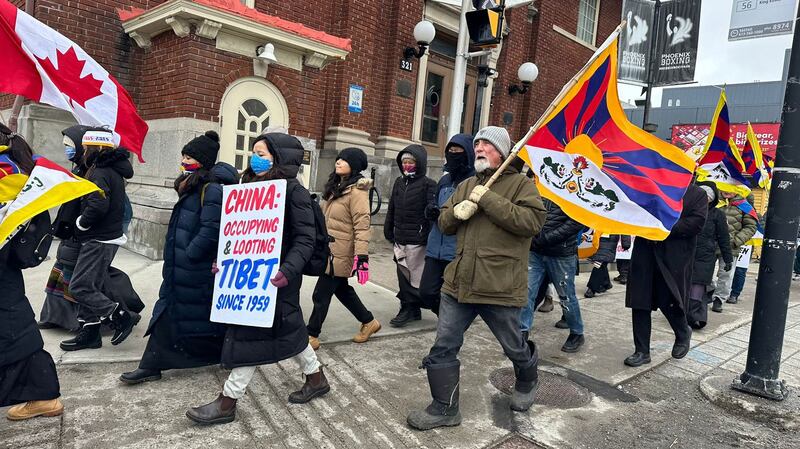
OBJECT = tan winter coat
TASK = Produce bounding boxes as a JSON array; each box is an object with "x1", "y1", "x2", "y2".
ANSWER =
[
  {"x1": 322, "y1": 178, "x2": 372, "y2": 277},
  {"x1": 439, "y1": 166, "x2": 546, "y2": 307}
]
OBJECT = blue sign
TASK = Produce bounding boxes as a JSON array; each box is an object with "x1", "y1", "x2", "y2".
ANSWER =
[{"x1": 348, "y1": 84, "x2": 364, "y2": 113}]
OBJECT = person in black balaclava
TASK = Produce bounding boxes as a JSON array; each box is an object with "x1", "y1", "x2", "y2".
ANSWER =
[{"x1": 417, "y1": 134, "x2": 475, "y2": 315}]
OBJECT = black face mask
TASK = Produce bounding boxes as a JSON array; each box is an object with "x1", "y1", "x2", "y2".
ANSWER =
[{"x1": 445, "y1": 151, "x2": 468, "y2": 173}]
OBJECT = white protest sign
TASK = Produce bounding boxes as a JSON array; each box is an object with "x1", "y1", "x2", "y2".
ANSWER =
[
  {"x1": 736, "y1": 245, "x2": 752, "y2": 270},
  {"x1": 615, "y1": 236, "x2": 634, "y2": 260},
  {"x1": 211, "y1": 179, "x2": 286, "y2": 328}
]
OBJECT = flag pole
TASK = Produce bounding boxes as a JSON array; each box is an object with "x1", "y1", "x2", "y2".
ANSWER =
[{"x1": 481, "y1": 21, "x2": 626, "y2": 189}]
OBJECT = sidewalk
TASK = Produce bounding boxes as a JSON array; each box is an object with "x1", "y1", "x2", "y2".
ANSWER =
[{"x1": 3, "y1": 244, "x2": 800, "y2": 448}]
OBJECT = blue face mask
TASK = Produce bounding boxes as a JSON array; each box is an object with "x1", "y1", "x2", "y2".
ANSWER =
[
  {"x1": 250, "y1": 153, "x2": 273, "y2": 174},
  {"x1": 65, "y1": 146, "x2": 76, "y2": 161}
]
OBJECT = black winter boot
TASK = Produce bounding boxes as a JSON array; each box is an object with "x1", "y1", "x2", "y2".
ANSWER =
[
  {"x1": 407, "y1": 363, "x2": 462, "y2": 430},
  {"x1": 288, "y1": 367, "x2": 331, "y2": 403},
  {"x1": 120, "y1": 368, "x2": 162, "y2": 385},
  {"x1": 390, "y1": 305, "x2": 421, "y2": 328},
  {"x1": 103, "y1": 303, "x2": 140, "y2": 346},
  {"x1": 511, "y1": 341, "x2": 539, "y2": 412},
  {"x1": 186, "y1": 394, "x2": 237, "y2": 425},
  {"x1": 60, "y1": 322, "x2": 102, "y2": 351}
]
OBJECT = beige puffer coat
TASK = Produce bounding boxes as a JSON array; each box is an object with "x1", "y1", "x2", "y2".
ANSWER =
[{"x1": 322, "y1": 178, "x2": 372, "y2": 277}]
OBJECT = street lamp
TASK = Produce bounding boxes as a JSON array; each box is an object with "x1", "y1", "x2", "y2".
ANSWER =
[
  {"x1": 508, "y1": 62, "x2": 538, "y2": 96},
  {"x1": 404, "y1": 20, "x2": 436, "y2": 60}
]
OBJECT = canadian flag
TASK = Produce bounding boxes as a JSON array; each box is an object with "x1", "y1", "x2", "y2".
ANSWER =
[{"x1": 0, "y1": 1, "x2": 148, "y2": 162}]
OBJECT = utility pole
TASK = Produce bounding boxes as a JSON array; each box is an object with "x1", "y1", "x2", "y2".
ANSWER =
[
  {"x1": 730, "y1": 4, "x2": 800, "y2": 401},
  {"x1": 641, "y1": 0, "x2": 661, "y2": 132}
]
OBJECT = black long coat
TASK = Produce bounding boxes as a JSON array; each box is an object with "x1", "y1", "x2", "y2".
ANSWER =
[
  {"x1": 221, "y1": 134, "x2": 316, "y2": 369},
  {"x1": 384, "y1": 144, "x2": 437, "y2": 245},
  {"x1": 0, "y1": 244, "x2": 43, "y2": 367},
  {"x1": 626, "y1": 184, "x2": 708, "y2": 311},
  {"x1": 692, "y1": 184, "x2": 733, "y2": 286},
  {"x1": 145, "y1": 163, "x2": 238, "y2": 348}
]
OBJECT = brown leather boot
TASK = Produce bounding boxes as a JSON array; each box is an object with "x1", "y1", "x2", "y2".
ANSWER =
[
  {"x1": 6, "y1": 399, "x2": 63, "y2": 420},
  {"x1": 186, "y1": 393, "x2": 237, "y2": 425},
  {"x1": 353, "y1": 319, "x2": 381, "y2": 343},
  {"x1": 288, "y1": 367, "x2": 331, "y2": 404}
]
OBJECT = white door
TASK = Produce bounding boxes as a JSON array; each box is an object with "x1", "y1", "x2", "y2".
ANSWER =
[{"x1": 219, "y1": 77, "x2": 289, "y2": 172}]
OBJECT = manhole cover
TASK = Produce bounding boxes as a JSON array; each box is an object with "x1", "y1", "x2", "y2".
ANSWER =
[
  {"x1": 489, "y1": 367, "x2": 592, "y2": 409},
  {"x1": 491, "y1": 434, "x2": 548, "y2": 449}
]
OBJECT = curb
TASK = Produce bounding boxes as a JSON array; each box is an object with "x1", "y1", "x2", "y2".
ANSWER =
[{"x1": 699, "y1": 372, "x2": 800, "y2": 431}]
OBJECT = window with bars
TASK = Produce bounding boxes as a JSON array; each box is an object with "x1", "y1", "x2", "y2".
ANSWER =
[
  {"x1": 233, "y1": 99, "x2": 270, "y2": 170},
  {"x1": 576, "y1": 0, "x2": 599, "y2": 45}
]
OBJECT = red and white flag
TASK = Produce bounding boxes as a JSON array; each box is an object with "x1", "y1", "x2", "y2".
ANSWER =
[{"x1": 0, "y1": 1, "x2": 148, "y2": 162}]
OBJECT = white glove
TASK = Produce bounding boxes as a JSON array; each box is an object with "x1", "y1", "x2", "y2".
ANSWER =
[
  {"x1": 453, "y1": 200, "x2": 479, "y2": 221},
  {"x1": 468, "y1": 185, "x2": 490, "y2": 204}
]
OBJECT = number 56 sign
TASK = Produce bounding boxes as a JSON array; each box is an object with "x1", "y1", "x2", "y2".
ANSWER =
[{"x1": 211, "y1": 179, "x2": 286, "y2": 328}]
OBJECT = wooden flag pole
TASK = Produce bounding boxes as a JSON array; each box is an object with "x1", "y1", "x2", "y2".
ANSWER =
[{"x1": 481, "y1": 21, "x2": 626, "y2": 189}]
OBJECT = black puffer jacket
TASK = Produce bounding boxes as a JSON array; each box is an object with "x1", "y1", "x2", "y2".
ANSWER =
[
  {"x1": 221, "y1": 133, "x2": 316, "y2": 369},
  {"x1": 384, "y1": 144, "x2": 436, "y2": 245},
  {"x1": 0, "y1": 245, "x2": 43, "y2": 367},
  {"x1": 76, "y1": 148, "x2": 134, "y2": 242},
  {"x1": 530, "y1": 199, "x2": 584, "y2": 257},
  {"x1": 146, "y1": 163, "x2": 239, "y2": 341},
  {"x1": 692, "y1": 183, "x2": 733, "y2": 285},
  {"x1": 590, "y1": 235, "x2": 632, "y2": 263}
]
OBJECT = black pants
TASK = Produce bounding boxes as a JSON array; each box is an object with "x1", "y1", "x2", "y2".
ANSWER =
[
  {"x1": 617, "y1": 259, "x2": 630, "y2": 277},
  {"x1": 587, "y1": 262, "x2": 611, "y2": 292},
  {"x1": 307, "y1": 274, "x2": 374, "y2": 338},
  {"x1": 71, "y1": 241, "x2": 120, "y2": 324},
  {"x1": 418, "y1": 257, "x2": 449, "y2": 314},
  {"x1": 631, "y1": 302, "x2": 691, "y2": 353},
  {"x1": 396, "y1": 264, "x2": 423, "y2": 311}
]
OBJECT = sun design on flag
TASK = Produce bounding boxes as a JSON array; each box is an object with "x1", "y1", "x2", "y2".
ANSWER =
[{"x1": 36, "y1": 47, "x2": 104, "y2": 108}]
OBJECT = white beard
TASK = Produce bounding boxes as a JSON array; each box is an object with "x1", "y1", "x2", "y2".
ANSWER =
[{"x1": 474, "y1": 158, "x2": 492, "y2": 173}]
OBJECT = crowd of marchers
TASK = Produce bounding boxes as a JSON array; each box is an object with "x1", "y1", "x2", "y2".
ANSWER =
[{"x1": 1, "y1": 123, "x2": 762, "y2": 430}]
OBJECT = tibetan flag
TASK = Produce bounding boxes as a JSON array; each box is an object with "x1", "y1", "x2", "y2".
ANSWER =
[
  {"x1": 697, "y1": 138, "x2": 752, "y2": 198},
  {"x1": 0, "y1": 154, "x2": 99, "y2": 247},
  {"x1": 519, "y1": 33, "x2": 695, "y2": 241},
  {"x1": 694, "y1": 90, "x2": 731, "y2": 164},
  {"x1": 577, "y1": 228, "x2": 600, "y2": 259},
  {"x1": 742, "y1": 123, "x2": 773, "y2": 188}
]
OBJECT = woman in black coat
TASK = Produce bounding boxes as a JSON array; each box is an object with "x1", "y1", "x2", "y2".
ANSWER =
[
  {"x1": 585, "y1": 235, "x2": 630, "y2": 297},
  {"x1": 624, "y1": 183, "x2": 708, "y2": 367},
  {"x1": 186, "y1": 133, "x2": 329, "y2": 426},
  {"x1": 687, "y1": 182, "x2": 733, "y2": 328},
  {"x1": 0, "y1": 125, "x2": 63, "y2": 420},
  {"x1": 120, "y1": 131, "x2": 238, "y2": 384}
]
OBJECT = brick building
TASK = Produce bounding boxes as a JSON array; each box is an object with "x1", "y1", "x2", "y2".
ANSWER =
[{"x1": 2, "y1": 0, "x2": 621, "y2": 258}]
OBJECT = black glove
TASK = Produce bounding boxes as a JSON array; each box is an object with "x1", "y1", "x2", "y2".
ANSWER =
[
  {"x1": 424, "y1": 203, "x2": 440, "y2": 221},
  {"x1": 724, "y1": 261, "x2": 733, "y2": 272}
]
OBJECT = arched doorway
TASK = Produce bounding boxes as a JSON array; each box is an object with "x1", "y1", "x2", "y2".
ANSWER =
[{"x1": 219, "y1": 77, "x2": 289, "y2": 171}]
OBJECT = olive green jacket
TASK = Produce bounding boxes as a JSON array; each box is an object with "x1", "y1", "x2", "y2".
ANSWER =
[{"x1": 439, "y1": 167, "x2": 546, "y2": 307}]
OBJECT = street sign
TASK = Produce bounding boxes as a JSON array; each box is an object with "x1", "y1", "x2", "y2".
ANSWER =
[
  {"x1": 348, "y1": 84, "x2": 363, "y2": 113},
  {"x1": 729, "y1": 0, "x2": 796, "y2": 41}
]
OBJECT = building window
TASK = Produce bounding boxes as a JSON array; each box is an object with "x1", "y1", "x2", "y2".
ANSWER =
[
  {"x1": 577, "y1": 0, "x2": 599, "y2": 45},
  {"x1": 676, "y1": 99, "x2": 681, "y2": 107},
  {"x1": 234, "y1": 99, "x2": 270, "y2": 170},
  {"x1": 668, "y1": 99, "x2": 673, "y2": 107}
]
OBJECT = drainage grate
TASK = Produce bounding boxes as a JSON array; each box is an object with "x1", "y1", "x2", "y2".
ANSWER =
[
  {"x1": 491, "y1": 434, "x2": 548, "y2": 449},
  {"x1": 489, "y1": 367, "x2": 592, "y2": 409}
]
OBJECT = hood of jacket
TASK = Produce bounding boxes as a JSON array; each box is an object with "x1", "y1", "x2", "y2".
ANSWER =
[
  {"x1": 444, "y1": 133, "x2": 476, "y2": 173},
  {"x1": 210, "y1": 161, "x2": 239, "y2": 185},
  {"x1": 61, "y1": 125, "x2": 94, "y2": 164},
  {"x1": 95, "y1": 148, "x2": 134, "y2": 179},
  {"x1": 697, "y1": 181, "x2": 720, "y2": 208},
  {"x1": 263, "y1": 133, "x2": 303, "y2": 179},
  {"x1": 396, "y1": 144, "x2": 428, "y2": 178}
]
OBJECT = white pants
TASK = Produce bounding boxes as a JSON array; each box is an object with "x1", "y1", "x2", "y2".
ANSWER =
[
  {"x1": 223, "y1": 344, "x2": 321, "y2": 399},
  {"x1": 713, "y1": 254, "x2": 735, "y2": 300}
]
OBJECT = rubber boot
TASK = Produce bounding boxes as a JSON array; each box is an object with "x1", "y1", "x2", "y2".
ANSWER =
[
  {"x1": 510, "y1": 341, "x2": 539, "y2": 412},
  {"x1": 407, "y1": 363, "x2": 462, "y2": 430}
]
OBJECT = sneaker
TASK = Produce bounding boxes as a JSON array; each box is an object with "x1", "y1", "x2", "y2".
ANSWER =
[
  {"x1": 561, "y1": 333, "x2": 585, "y2": 353},
  {"x1": 353, "y1": 319, "x2": 381, "y2": 343},
  {"x1": 726, "y1": 295, "x2": 739, "y2": 304},
  {"x1": 711, "y1": 297, "x2": 723, "y2": 313},
  {"x1": 60, "y1": 322, "x2": 102, "y2": 351}
]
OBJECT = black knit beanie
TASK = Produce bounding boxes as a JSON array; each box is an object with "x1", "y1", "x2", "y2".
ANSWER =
[
  {"x1": 337, "y1": 147, "x2": 368, "y2": 174},
  {"x1": 182, "y1": 130, "x2": 220, "y2": 169}
]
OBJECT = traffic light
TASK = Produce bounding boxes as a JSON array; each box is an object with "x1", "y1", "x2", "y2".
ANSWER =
[{"x1": 466, "y1": 0, "x2": 505, "y2": 47}]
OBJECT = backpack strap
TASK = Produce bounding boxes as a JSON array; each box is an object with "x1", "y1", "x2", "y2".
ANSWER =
[{"x1": 199, "y1": 183, "x2": 210, "y2": 206}]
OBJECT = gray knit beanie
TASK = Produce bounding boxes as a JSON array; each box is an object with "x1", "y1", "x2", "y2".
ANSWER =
[{"x1": 474, "y1": 126, "x2": 512, "y2": 159}]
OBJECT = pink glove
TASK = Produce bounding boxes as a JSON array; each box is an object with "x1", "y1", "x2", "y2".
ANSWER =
[
  {"x1": 352, "y1": 255, "x2": 369, "y2": 285},
  {"x1": 270, "y1": 271, "x2": 289, "y2": 288},
  {"x1": 211, "y1": 261, "x2": 219, "y2": 274}
]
